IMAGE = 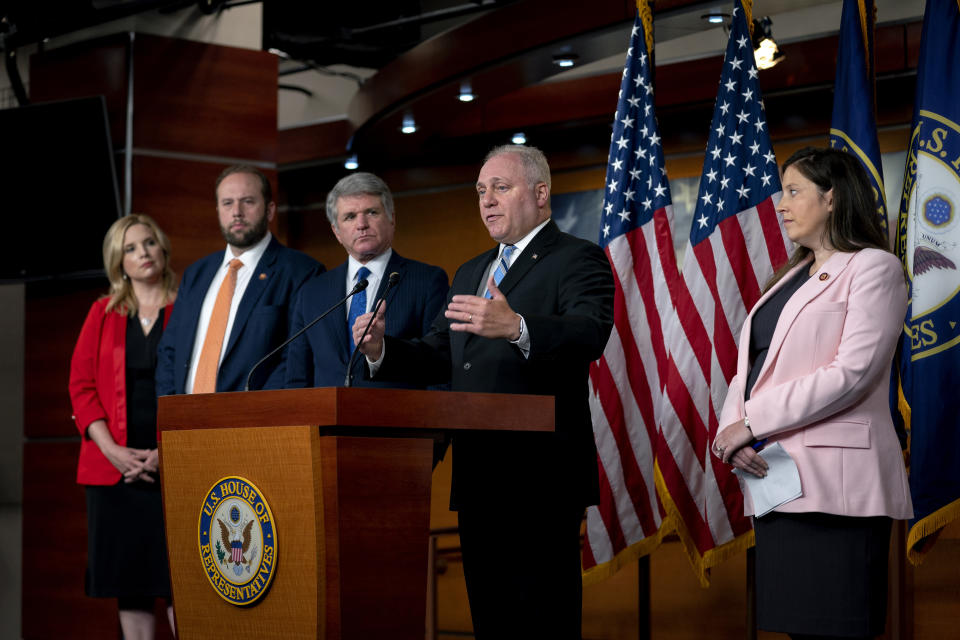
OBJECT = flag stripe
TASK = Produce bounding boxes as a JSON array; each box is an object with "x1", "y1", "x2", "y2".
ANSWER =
[
  {"x1": 657, "y1": 0, "x2": 791, "y2": 583},
  {"x1": 592, "y1": 355, "x2": 659, "y2": 534},
  {"x1": 585, "y1": 3, "x2": 673, "y2": 577}
]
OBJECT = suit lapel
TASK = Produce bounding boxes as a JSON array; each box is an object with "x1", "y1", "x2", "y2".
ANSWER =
[
  {"x1": 452, "y1": 247, "x2": 498, "y2": 361},
  {"x1": 752, "y1": 251, "x2": 856, "y2": 391},
  {"x1": 324, "y1": 262, "x2": 352, "y2": 362},
  {"x1": 495, "y1": 219, "x2": 558, "y2": 297},
  {"x1": 184, "y1": 255, "x2": 221, "y2": 349},
  {"x1": 224, "y1": 237, "x2": 279, "y2": 359},
  {"x1": 376, "y1": 252, "x2": 404, "y2": 306}
]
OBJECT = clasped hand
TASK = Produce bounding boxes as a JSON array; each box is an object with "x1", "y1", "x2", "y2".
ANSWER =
[
  {"x1": 106, "y1": 443, "x2": 159, "y2": 483},
  {"x1": 712, "y1": 418, "x2": 769, "y2": 478}
]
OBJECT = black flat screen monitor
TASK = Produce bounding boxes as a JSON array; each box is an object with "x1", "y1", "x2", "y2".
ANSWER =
[{"x1": 0, "y1": 95, "x2": 121, "y2": 281}]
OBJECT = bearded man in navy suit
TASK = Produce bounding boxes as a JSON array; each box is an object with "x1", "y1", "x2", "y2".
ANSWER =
[
  {"x1": 284, "y1": 172, "x2": 448, "y2": 389},
  {"x1": 156, "y1": 165, "x2": 324, "y2": 396},
  {"x1": 355, "y1": 146, "x2": 614, "y2": 639}
]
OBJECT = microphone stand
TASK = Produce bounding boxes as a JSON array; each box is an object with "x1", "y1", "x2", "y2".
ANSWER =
[
  {"x1": 243, "y1": 278, "x2": 368, "y2": 391},
  {"x1": 344, "y1": 271, "x2": 400, "y2": 387}
]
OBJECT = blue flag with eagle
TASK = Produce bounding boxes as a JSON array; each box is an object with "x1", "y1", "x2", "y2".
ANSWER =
[{"x1": 894, "y1": 0, "x2": 960, "y2": 565}]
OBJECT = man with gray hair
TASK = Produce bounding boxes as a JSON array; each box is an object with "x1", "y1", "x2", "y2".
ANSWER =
[
  {"x1": 355, "y1": 145, "x2": 614, "y2": 638},
  {"x1": 284, "y1": 171, "x2": 448, "y2": 388}
]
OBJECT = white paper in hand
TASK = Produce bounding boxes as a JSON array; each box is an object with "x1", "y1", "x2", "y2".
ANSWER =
[{"x1": 734, "y1": 442, "x2": 802, "y2": 517}]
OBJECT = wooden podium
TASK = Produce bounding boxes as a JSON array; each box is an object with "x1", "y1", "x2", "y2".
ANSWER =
[{"x1": 158, "y1": 387, "x2": 553, "y2": 639}]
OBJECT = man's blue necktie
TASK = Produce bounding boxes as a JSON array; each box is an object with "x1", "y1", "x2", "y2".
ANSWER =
[
  {"x1": 484, "y1": 245, "x2": 515, "y2": 298},
  {"x1": 347, "y1": 266, "x2": 370, "y2": 350}
]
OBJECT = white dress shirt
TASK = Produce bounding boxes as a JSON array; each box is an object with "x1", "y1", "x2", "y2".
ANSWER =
[
  {"x1": 186, "y1": 232, "x2": 273, "y2": 394},
  {"x1": 345, "y1": 248, "x2": 392, "y2": 320}
]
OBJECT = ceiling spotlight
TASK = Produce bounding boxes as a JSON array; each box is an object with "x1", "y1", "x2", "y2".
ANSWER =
[
  {"x1": 344, "y1": 154, "x2": 359, "y2": 170},
  {"x1": 511, "y1": 132, "x2": 527, "y2": 145},
  {"x1": 401, "y1": 114, "x2": 417, "y2": 134},
  {"x1": 701, "y1": 13, "x2": 728, "y2": 24},
  {"x1": 552, "y1": 53, "x2": 579, "y2": 68},
  {"x1": 752, "y1": 16, "x2": 785, "y2": 70},
  {"x1": 458, "y1": 82, "x2": 476, "y2": 102}
]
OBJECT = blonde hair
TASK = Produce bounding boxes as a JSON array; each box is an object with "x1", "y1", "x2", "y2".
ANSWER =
[{"x1": 102, "y1": 214, "x2": 177, "y2": 315}]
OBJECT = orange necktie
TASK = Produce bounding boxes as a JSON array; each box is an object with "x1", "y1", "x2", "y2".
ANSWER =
[{"x1": 192, "y1": 258, "x2": 243, "y2": 394}]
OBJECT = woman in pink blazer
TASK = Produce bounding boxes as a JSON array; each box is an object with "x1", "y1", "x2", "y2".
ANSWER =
[
  {"x1": 69, "y1": 214, "x2": 177, "y2": 639},
  {"x1": 713, "y1": 148, "x2": 911, "y2": 640}
]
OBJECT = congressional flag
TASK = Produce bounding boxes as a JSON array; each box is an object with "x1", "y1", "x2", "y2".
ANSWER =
[
  {"x1": 830, "y1": 0, "x2": 887, "y2": 235},
  {"x1": 894, "y1": 0, "x2": 960, "y2": 564},
  {"x1": 656, "y1": 0, "x2": 791, "y2": 585},
  {"x1": 583, "y1": 0, "x2": 675, "y2": 581}
]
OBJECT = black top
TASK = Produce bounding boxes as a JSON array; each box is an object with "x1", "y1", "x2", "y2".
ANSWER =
[
  {"x1": 125, "y1": 308, "x2": 164, "y2": 450},
  {"x1": 745, "y1": 267, "x2": 810, "y2": 401}
]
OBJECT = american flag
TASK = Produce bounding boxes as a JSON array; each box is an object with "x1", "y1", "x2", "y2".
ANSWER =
[
  {"x1": 583, "y1": 1, "x2": 676, "y2": 580},
  {"x1": 656, "y1": 0, "x2": 791, "y2": 585}
]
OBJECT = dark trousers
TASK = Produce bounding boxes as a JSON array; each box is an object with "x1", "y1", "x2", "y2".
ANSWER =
[{"x1": 457, "y1": 501, "x2": 585, "y2": 640}]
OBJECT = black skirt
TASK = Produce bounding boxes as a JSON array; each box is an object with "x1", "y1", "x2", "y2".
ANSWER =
[
  {"x1": 754, "y1": 511, "x2": 891, "y2": 638},
  {"x1": 84, "y1": 313, "x2": 170, "y2": 600},
  {"x1": 85, "y1": 483, "x2": 171, "y2": 599}
]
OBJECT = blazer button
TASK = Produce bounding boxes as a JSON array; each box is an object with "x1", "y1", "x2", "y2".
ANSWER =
[{"x1": 463, "y1": 362, "x2": 472, "y2": 370}]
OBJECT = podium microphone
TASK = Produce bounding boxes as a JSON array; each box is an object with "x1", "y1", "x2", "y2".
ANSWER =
[
  {"x1": 243, "y1": 278, "x2": 369, "y2": 391},
  {"x1": 344, "y1": 271, "x2": 400, "y2": 387}
]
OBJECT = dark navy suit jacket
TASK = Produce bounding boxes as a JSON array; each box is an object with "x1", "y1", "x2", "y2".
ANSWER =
[
  {"x1": 285, "y1": 251, "x2": 448, "y2": 388},
  {"x1": 156, "y1": 236, "x2": 324, "y2": 395},
  {"x1": 377, "y1": 220, "x2": 614, "y2": 510}
]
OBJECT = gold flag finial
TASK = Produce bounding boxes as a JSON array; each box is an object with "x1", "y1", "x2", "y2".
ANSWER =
[
  {"x1": 637, "y1": 0, "x2": 653, "y2": 57},
  {"x1": 743, "y1": 0, "x2": 753, "y2": 38}
]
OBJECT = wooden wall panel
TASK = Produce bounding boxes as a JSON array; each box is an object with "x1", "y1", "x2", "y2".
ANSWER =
[
  {"x1": 24, "y1": 33, "x2": 278, "y2": 639},
  {"x1": 24, "y1": 281, "x2": 106, "y2": 439},
  {"x1": 132, "y1": 34, "x2": 277, "y2": 162},
  {"x1": 29, "y1": 34, "x2": 130, "y2": 148},
  {"x1": 129, "y1": 154, "x2": 280, "y2": 275},
  {"x1": 278, "y1": 119, "x2": 353, "y2": 167},
  {"x1": 21, "y1": 441, "x2": 116, "y2": 638}
]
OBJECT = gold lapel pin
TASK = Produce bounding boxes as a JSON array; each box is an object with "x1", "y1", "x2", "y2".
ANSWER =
[
  {"x1": 259, "y1": 273, "x2": 268, "y2": 280},
  {"x1": 819, "y1": 273, "x2": 830, "y2": 281},
  {"x1": 531, "y1": 253, "x2": 539, "y2": 260}
]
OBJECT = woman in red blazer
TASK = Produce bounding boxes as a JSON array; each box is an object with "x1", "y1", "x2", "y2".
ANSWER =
[
  {"x1": 714, "y1": 148, "x2": 911, "y2": 640},
  {"x1": 69, "y1": 214, "x2": 177, "y2": 639}
]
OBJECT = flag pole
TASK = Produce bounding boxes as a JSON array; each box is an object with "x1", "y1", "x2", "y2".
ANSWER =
[{"x1": 639, "y1": 3, "x2": 654, "y2": 640}]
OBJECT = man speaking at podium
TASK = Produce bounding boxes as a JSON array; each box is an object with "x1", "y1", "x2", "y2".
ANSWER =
[
  {"x1": 157, "y1": 165, "x2": 323, "y2": 395},
  {"x1": 284, "y1": 172, "x2": 448, "y2": 389},
  {"x1": 355, "y1": 145, "x2": 614, "y2": 638}
]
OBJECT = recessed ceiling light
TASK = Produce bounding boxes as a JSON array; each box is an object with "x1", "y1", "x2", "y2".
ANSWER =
[
  {"x1": 401, "y1": 114, "x2": 417, "y2": 134},
  {"x1": 552, "y1": 53, "x2": 579, "y2": 68},
  {"x1": 458, "y1": 82, "x2": 476, "y2": 102},
  {"x1": 511, "y1": 132, "x2": 527, "y2": 145},
  {"x1": 344, "y1": 154, "x2": 358, "y2": 170},
  {"x1": 701, "y1": 13, "x2": 729, "y2": 24}
]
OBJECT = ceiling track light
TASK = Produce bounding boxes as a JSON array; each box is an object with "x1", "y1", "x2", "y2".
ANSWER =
[
  {"x1": 752, "y1": 16, "x2": 785, "y2": 70},
  {"x1": 344, "y1": 154, "x2": 359, "y2": 170}
]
